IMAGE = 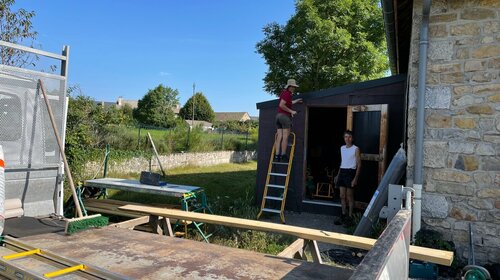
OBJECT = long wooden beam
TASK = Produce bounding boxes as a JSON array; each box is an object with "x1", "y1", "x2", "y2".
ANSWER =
[{"x1": 119, "y1": 205, "x2": 453, "y2": 266}]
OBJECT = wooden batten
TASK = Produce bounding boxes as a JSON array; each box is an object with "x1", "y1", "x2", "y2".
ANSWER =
[{"x1": 119, "y1": 205, "x2": 453, "y2": 266}]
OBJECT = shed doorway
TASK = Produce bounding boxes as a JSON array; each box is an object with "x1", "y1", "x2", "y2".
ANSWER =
[
  {"x1": 304, "y1": 107, "x2": 346, "y2": 206},
  {"x1": 304, "y1": 105, "x2": 389, "y2": 209}
]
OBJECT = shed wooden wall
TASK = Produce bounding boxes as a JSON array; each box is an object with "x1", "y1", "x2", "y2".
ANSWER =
[{"x1": 256, "y1": 75, "x2": 407, "y2": 214}]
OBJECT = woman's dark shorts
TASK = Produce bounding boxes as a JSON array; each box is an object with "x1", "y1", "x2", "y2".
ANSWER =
[
  {"x1": 337, "y1": 168, "x2": 356, "y2": 188},
  {"x1": 275, "y1": 113, "x2": 292, "y2": 129}
]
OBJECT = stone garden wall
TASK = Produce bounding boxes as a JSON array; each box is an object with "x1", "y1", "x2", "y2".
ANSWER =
[
  {"x1": 406, "y1": 0, "x2": 499, "y2": 264},
  {"x1": 84, "y1": 150, "x2": 257, "y2": 177}
]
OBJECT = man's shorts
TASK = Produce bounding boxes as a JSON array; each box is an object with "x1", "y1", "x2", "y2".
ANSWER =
[
  {"x1": 275, "y1": 113, "x2": 292, "y2": 129},
  {"x1": 337, "y1": 168, "x2": 357, "y2": 188}
]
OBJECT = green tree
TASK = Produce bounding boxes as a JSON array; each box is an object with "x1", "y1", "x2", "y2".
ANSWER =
[
  {"x1": 133, "y1": 84, "x2": 179, "y2": 128},
  {"x1": 256, "y1": 0, "x2": 388, "y2": 95},
  {"x1": 0, "y1": 0, "x2": 38, "y2": 66},
  {"x1": 179, "y1": 92, "x2": 215, "y2": 123}
]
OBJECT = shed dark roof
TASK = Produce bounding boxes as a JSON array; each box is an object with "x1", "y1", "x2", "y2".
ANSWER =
[{"x1": 256, "y1": 74, "x2": 406, "y2": 110}]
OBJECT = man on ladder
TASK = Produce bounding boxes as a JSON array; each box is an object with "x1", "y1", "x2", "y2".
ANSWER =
[{"x1": 274, "y1": 79, "x2": 302, "y2": 162}]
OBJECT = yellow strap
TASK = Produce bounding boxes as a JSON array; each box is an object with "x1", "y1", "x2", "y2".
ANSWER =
[
  {"x1": 2, "y1": 249, "x2": 41, "y2": 260},
  {"x1": 44, "y1": 264, "x2": 86, "y2": 278}
]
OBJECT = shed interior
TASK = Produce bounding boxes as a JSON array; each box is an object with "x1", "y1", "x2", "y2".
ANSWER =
[{"x1": 305, "y1": 107, "x2": 381, "y2": 207}]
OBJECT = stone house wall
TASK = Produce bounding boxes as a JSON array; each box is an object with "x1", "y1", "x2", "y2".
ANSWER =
[
  {"x1": 406, "y1": 0, "x2": 499, "y2": 264},
  {"x1": 84, "y1": 150, "x2": 257, "y2": 178}
]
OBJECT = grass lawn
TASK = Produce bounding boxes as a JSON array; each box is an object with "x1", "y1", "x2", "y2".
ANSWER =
[{"x1": 101, "y1": 161, "x2": 294, "y2": 254}]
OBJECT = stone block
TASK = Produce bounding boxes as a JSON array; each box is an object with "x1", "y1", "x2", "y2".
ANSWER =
[
  {"x1": 482, "y1": 157, "x2": 500, "y2": 171},
  {"x1": 422, "y1": 193, "x2": 448, "y2": 218},
  {"x1": 456, "y1": 47, "x2": 469, "y2": 59},
  {"x1": 473, "y1": 171, "x2": 492, "y2": 185},
  {"x1": 468, "y1": 0, "x2": 500, "y2": 8},
  {"x1": 496, "y1": 200, "x2": 500, "y2": 209},
  {"x1": 497, "y1": 117, "x2": 500, "y2": 132},
  {"x1": 433, "y1": 170, "x2": 472, "y2": 183},
  {"x1": 473, "y1": 83, "x2": 500, "y2": 94},
  {"x1": 465, "y1": 60, "x2": 486, "y2": 72},
  {"x1": 429, "y1": 41, "x2": 454, "y2": 60},
  {"x1": 484, "y1": 21, "x2": 500, "y2": 34},
  {"x1": 460, "y1": 8, "x2": 496, "y2": 20},
  {"x1": 456, "y1": 37, "x2": 479, "y2": 46},
  {"x1": 489, "y1": 57, "x2": 500, "y2": 69},
  {"x1": 488, "y1": 94, "x2": 500, "y2": 102},
  {"x1": 472, "y1": 45, "x2": 500, "y2": 59},
  {"x1": 430, "y1": 13, "x2": 457, "y2": 23},
  {"x1": 450, "y1": 204, "x2": 478, "y2": 221},
  {"x1": 477, "y1": 188, "x2": 500, "y2": 198},
  {"x1": 471, "y1": 72, "x2": 495, "y2": 82},
  {"x1": 430, "y1": 24, "x2": 448, "y2": 37},
  {"x1": 466, "y1": 105, "x2": 494, "y2": 115},
  {"x1": 451, "y1": 23, "x2": 481, "y2": 36},
  {"x1": 426, "y1": 73, "x2": 439, "y2": 85},
  {"x1": 479, "y1": 118, "x2": 494, "y2": 130},
  {"x1": 496, "y1": 173, "x2": 500, "y2": 186},
  {"x1": 424, "y1": 141, "x2": 448, "y2": 168},
  {"x1": 468, "y1": 198, "x2": 494, "y2": 210},
  {"x1": 453, "y1": 95, "x2": 476, "y2": 107},
  {"x1": 443, "y1": 129, "x2": 481, "y2": 141},
  {"x1": 476, "y1": 143, "x2": 496, "y2": 155},
  {"x1": 426, "y1": 112, "x2": 452, "y2": 128},
  {"x1": 436, "y1": 182, "x2": 474, "y2": 196},
  {"x1": 425, "y1": 86, "x2": 451, "y2": 109},
  {"x1": 482, "y1": 36, "x2": 495, "y2": 44},
  {"x1": 448, "y1": 142, "x2": 476, "y2": 154},
  {"x1": 455, "y1": 155, "x2": 479, "y2": 171},
  {"x1": 483, "y1": 133, "x2": 499, "y2": 144},
  {"x1": 422, "y1": 218, "x2": 451, "y2": 229},
  {"x1": 453, "y1": 85, "x2": 473, "y2": 96},
  {"x1": 441, "y1": 72, "x2": 465, "y2": 83},
  {"x1": 429, "y1": 63, "x2": 461, "y2": 73},
  {"x1": 453, "y1": 118, "x2": 477, "y2": 129}
]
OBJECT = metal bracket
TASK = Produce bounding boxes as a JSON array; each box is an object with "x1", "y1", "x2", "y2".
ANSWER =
[{"x1": 380, "y1": 184, "x2": 412, "y2": 222}]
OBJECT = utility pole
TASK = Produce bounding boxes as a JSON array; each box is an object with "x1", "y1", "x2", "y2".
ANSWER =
[{"x1": 192, "y1": 83, "x2": 195, "y2": 127}]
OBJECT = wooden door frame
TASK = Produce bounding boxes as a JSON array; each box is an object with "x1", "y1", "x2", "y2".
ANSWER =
[{"x1": 346, "y1": 104, "x2": 388, "y2": 183}]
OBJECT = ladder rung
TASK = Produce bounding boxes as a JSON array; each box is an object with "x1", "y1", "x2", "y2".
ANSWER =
[
  {"x1": 2, "y1": 249, "x2": 41, "y2": 260},
  {"x1": 262, "y1": 208, "x2": 281, "y2": 214},
  {"x1": 269, "y1": 173, "x2": 287, "y2": 177},
  {"x1": 267, "y1": 184, "x2": 285, "y2": 189},
  {"x1": 265, "y1": 196, "x2": 283, "y2": 201},
  {"x1": 44, "y1": 264, "x2": 86, "y2": 278},
  {"x1": 272, "y1": 161, "x2": 288, "y2": 165}
]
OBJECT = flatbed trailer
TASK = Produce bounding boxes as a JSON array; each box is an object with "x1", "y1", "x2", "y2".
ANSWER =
[{"x1": 16, "y1": 226, "x2": 353, "y2": 279}]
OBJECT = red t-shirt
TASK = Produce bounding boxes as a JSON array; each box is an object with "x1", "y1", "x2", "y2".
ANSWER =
[{"x1": 277, "y1": 89, "x2": 292, "y2": 116}]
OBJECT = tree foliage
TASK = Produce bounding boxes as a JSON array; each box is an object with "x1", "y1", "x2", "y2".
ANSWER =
[
  {"x1": 0, "y1": 0, "x2": 38, "y2": 66},
  {"x1": 179, "y1": 92, "x2": 215, "y2": 122},
  {"x1": 133, "y1": 84, "x2": 179, "y2": 128},
  {"x1": 256, "y1": 0, "x2": 388, "y2": 95}
]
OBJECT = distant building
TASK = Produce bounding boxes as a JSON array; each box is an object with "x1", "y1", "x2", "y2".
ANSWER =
[
  {"x1": 93, "y1": 101, "x2": 116, "y2": 108},
  {"x1": 185, "y1": 120, "x2": 213, "y2": 131},
  {"x1": 116, "y1": 97, "x2": 138, "y2": 109},
  {"x1": 215, "y1": 112, "x2": 251, "y2": 122}
]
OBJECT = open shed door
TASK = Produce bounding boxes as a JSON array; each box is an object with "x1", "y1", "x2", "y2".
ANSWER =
[{"x1": 347, "y1": 104, "x2": 388, "y2": 183}]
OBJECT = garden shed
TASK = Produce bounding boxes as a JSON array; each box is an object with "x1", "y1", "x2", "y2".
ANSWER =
[{"x1": 255, "y1": 74, "x2": 407, "y2": 214}]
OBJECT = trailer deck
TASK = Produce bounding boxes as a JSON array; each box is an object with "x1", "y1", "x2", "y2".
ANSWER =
[{"x1": 18, "y1": 226, "x2": 353, "y2": 279}]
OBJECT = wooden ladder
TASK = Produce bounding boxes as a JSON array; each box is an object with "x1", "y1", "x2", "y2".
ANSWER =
[{"x1": 257, "y1": 132, "x2": 296, "y2": 223}]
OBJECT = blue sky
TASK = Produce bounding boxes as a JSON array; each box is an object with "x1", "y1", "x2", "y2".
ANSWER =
[{"x1": 13, "y1": 1, "x2": 296, "y2": 116}]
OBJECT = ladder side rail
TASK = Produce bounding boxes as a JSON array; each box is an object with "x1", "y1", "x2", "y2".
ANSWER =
[
  {"x1": 257, "y1": 133, "x2": 279, "y2": 218},
  {"x1": 279, "y1": 132, "x2": 296, "y2": 223}
]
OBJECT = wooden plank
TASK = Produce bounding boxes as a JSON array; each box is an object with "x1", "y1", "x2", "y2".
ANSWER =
[
  {"x1": 112, "y1": 216, "x2": 150, "y2": 229},
  {"x1": 346, "y1": 106, "x2": 353, "y2": 130},
  {"x1": 120, "y1": 205, "x2": 453, "y2": 266},
  {"x1": 307, "y1": 240, "x2": 323, "y2": 264},
  {"x1": 147, "y1": 132, "x2": 166, "y2": 177},
  {"x1": 378, "y1": 104, "x2": 388, "y2": 183},
  {"x1": 277, "y1": 238, "x2": 305, "y2": 258},
  {"x1": 350, "y1": 104, "x2": 383, "y2": 112}
]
